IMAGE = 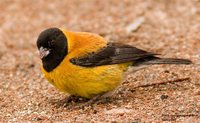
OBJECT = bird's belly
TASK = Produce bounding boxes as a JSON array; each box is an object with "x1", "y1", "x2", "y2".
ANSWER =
[{"x1": 42, "y1": 63, "x2": 128, "y2": 98}]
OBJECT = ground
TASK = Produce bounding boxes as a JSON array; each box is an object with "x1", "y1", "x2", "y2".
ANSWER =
[{"x1": 0, "y1": 0, "x2": 200, "y2": 122}]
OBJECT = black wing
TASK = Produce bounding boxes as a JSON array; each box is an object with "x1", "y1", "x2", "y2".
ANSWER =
[{"x1": 70, "y1": 43, "x2": 157, "y2": 67}]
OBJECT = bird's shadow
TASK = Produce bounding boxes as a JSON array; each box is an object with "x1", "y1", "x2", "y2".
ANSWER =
[
  {"x1": 47, "y1": 82, "x2": 138, "y2": 109},
  {"x1": 48, "y1": 94, "x2": 124, "y2": 109}
]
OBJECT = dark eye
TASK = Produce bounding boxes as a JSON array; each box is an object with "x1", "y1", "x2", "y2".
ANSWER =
[{"x1": 48, "y1": 40, "x2": 55, "y2": 47}]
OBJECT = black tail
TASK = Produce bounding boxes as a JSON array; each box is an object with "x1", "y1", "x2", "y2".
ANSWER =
[{"x1": 135, "y1": 57, "x2": 192, "y2": 66}]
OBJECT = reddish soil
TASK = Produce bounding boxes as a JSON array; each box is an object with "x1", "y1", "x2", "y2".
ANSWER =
[{"x1": 0, "y1": 0, "x2": 200, "y2": 122}]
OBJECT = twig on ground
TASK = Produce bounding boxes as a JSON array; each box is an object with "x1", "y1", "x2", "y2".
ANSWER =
[
  {"x1": 162, "y1": 114, "x2": 199, "y2": 121},
  {"x1": 134, "y1": 77, "x2": 190, "y2": 88}
]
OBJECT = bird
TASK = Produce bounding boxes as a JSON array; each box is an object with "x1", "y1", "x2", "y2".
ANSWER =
[{"x1": 36, "y1": 27, "x2": 192, "y2": 99}]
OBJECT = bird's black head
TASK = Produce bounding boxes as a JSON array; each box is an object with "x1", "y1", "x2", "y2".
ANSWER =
[{"x1": 37, "y1": 28, "x2": 68, "y2": 72}]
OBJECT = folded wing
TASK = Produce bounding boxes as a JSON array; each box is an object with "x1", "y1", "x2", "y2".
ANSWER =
[{"x1": 69, "y1": 43, "x2": 158, "y2": 67}]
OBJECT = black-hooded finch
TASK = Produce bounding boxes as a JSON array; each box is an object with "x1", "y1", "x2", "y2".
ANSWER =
[{"x1": 36, "y1": 28, "x2": 192, "y2": 99}]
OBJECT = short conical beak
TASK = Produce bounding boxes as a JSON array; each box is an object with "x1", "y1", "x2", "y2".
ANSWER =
[{"x1": 39, "y1": 47, "x2": 50, "y2": 59}]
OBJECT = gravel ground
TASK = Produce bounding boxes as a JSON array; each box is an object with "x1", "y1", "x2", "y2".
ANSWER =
[{"x1": 0, "y1": 0, "x2": 200, "y2": 122}]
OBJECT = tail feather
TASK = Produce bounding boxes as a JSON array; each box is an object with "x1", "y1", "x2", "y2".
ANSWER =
[{"x1": 135, "y1": 57, "x2": 192, "y2": 66}]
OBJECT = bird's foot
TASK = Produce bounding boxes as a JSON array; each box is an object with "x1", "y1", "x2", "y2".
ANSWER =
[
  {"x1": 65, "y1": 95, "x2": 88, "y2": 103},
  {"x1": 81, "y1": 93, "x2": 114, "y2": 107}
]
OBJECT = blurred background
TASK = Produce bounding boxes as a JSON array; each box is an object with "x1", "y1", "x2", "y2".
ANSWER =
[{"x1": 0, "y1": 0, "x2": 200, "y2": 122}]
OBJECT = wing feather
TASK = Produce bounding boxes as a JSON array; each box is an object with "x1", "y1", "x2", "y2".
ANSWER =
[{"x1": 70, "y1": 43, "x2": 156, "y2": 67}]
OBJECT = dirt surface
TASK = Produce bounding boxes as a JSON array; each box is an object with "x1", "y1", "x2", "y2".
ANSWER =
[{"x1": 0, "y1": 0, "x2": 200, "y2": 122}]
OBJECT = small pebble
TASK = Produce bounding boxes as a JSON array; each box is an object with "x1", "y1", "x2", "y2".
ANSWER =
[{"x1": 160, "y1": 95, "x2": 169, "y2": 100}]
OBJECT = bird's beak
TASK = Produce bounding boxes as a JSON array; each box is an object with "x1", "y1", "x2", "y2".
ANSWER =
[{"x1": 39, "y1": 47, "x2": 50, "y2": 59}]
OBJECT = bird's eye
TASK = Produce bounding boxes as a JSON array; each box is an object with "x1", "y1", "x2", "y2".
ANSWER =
[{"x1": 48, "y1": 40, "x2": 55, "y2": 47}]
